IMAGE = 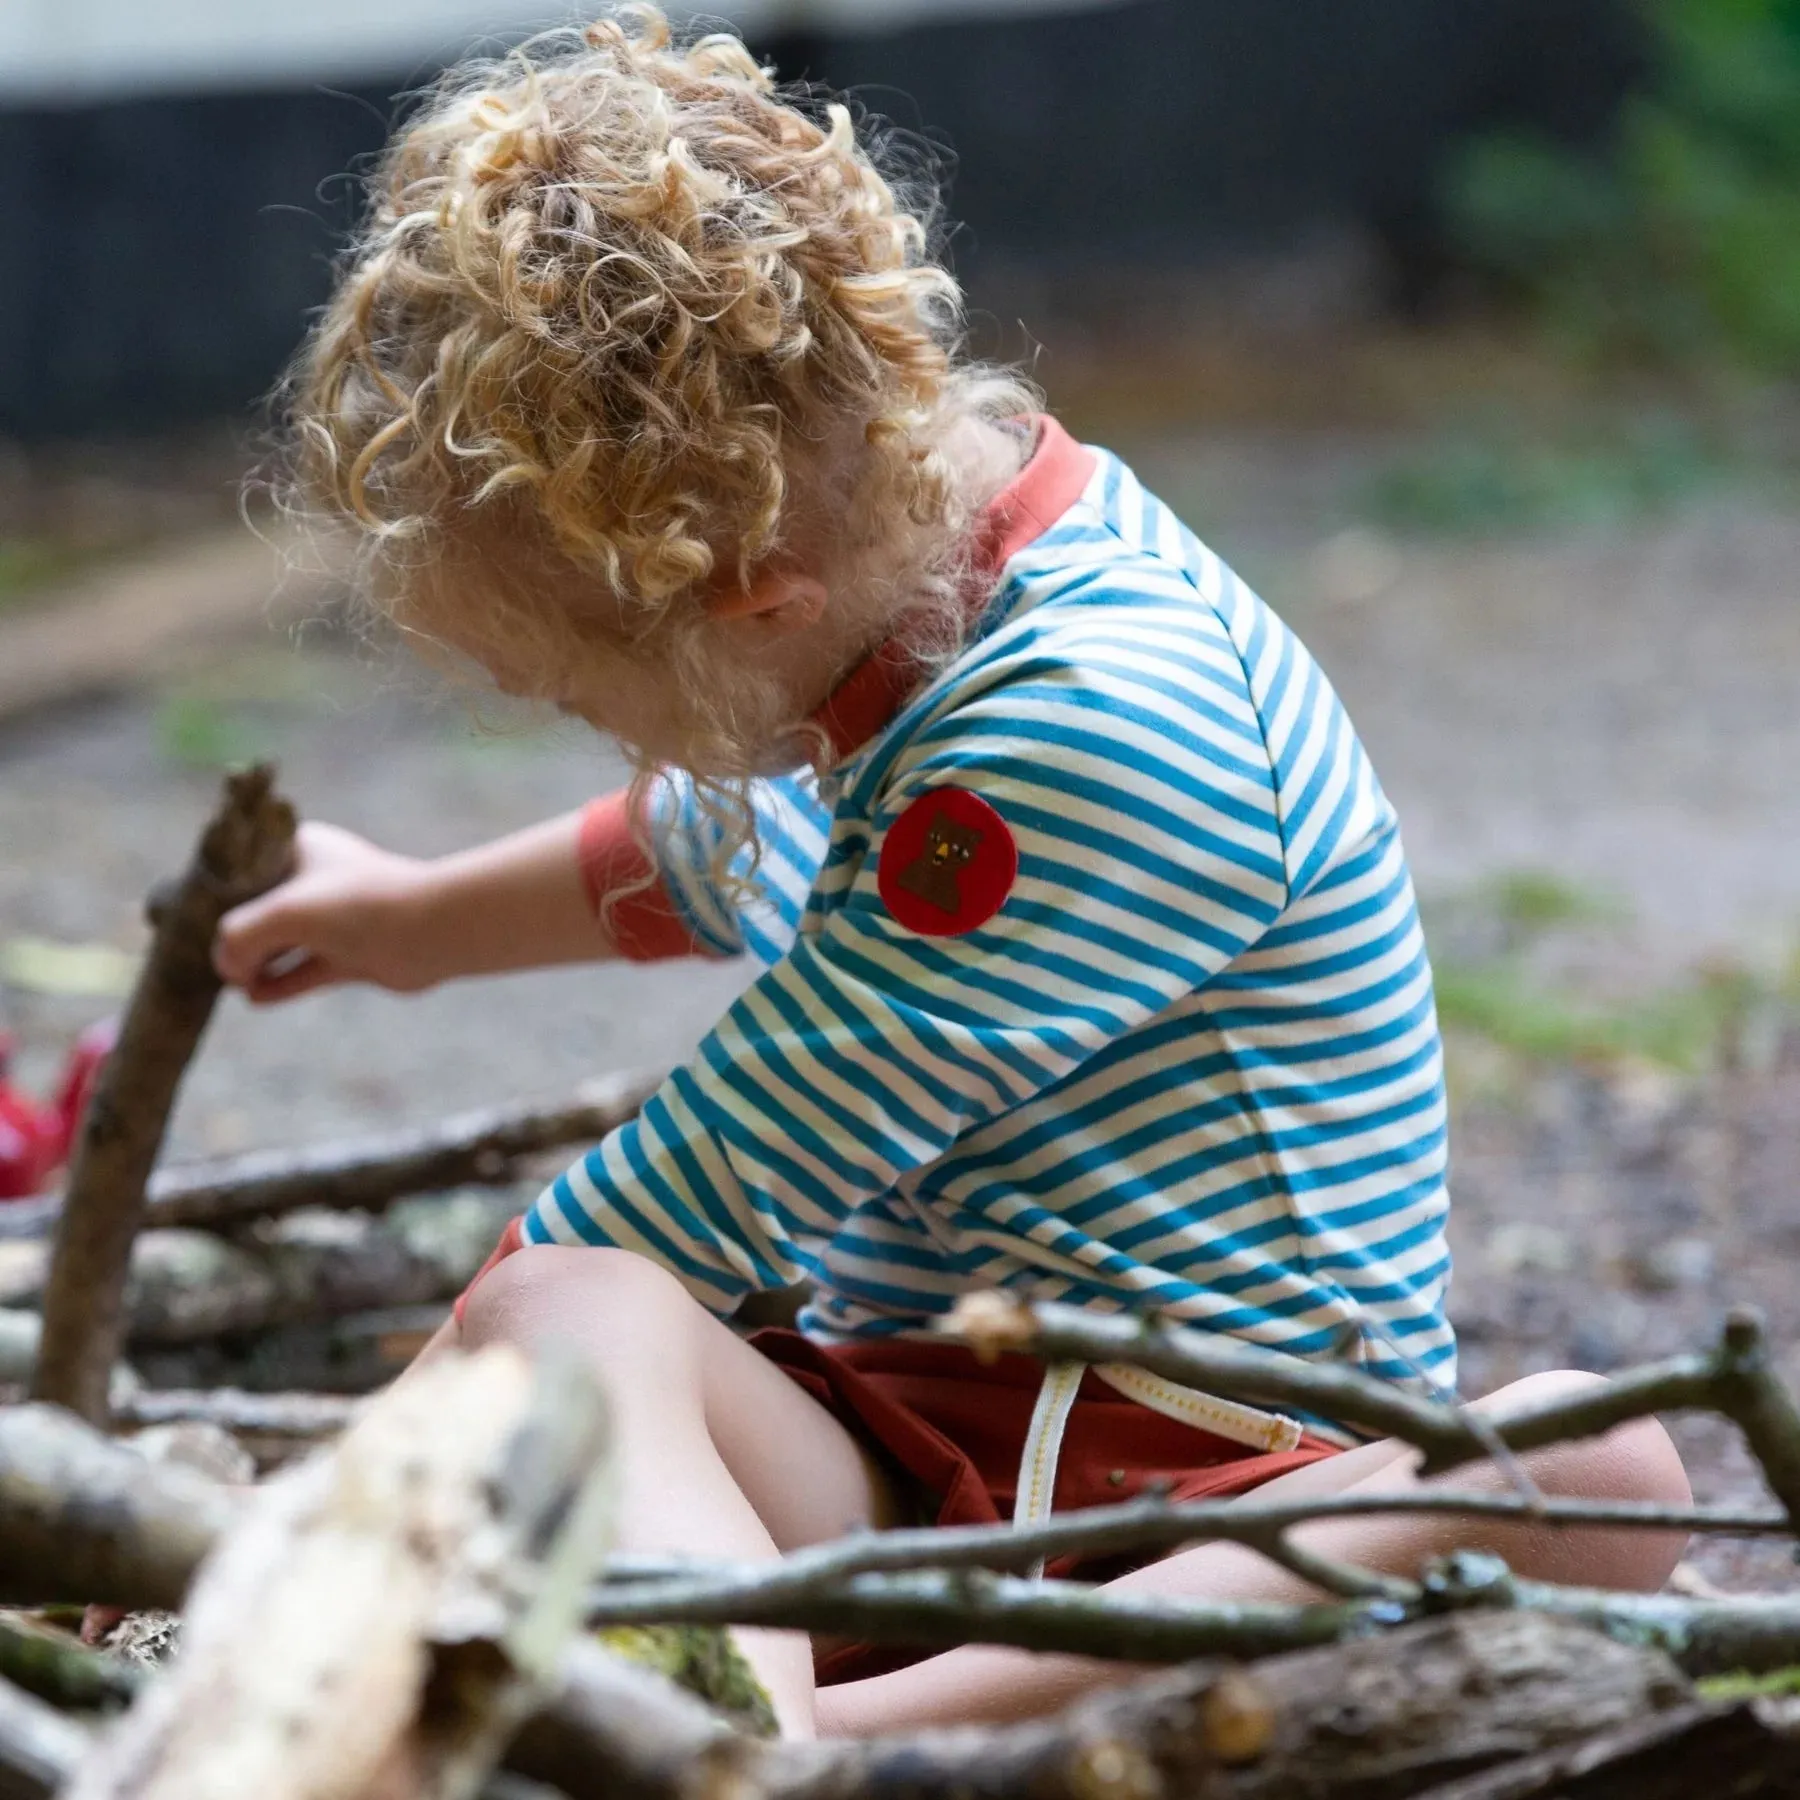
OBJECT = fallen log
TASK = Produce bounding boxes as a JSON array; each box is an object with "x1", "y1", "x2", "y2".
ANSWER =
[
  {"x1": 0, "y1": 1071, "x2": 661, "y2": 1245},
  {"x1": 1410, "y1": 1697, "x2": 1800, "y2": 1799},
  {"x1": 131, "y1": 1303, "x2": 448, "y2": 1396},
  {"x1": 0, "y1": 1407, "x2": 234, "y2": 1611},
  {"x1": 31, "y1": 767, "x2": 295, "y2": 1423},
  {"x1": 516, "y1": 1612, "x2": 1699, "y2": 1800},
  {"x1": 0, "y1": 1189, "x2": 522, "y2": 1347},
  {"x1": 67, "y1": 1344, "x2": 617, "y2": 1800}
]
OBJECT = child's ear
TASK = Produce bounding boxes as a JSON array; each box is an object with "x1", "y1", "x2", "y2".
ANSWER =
[{"x1": 711, "y1": 569, "x2": 829, "y2": 633}]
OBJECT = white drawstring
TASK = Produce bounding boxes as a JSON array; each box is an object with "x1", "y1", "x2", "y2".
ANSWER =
[
  {"x1": 1010, "y1": 1361, "x2": 1302, "y2": 1577},
  {"x1": 1012, "y1": 1361, "x2": 1085, "y2": 1577}
]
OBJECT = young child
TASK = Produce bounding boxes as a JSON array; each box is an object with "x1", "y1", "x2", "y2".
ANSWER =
[{"x1": 217, "y1": 6, "x2": 1689, "y2": 1739}]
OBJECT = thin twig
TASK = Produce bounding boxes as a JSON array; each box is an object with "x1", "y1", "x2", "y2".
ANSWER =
[
  {"x1": 1357, "y1": 1306, "x2": 1547, "y2": 1511},
  {"x1": 589, "y1": 1562, "x2": 1385, "y2": 1662},
  {"x1": 585, "y1": 1556, "x2": 1800, "y2": 1677},
  {"x1": 583, "y1": 1487, "x2": 1759, "y2": 1641},
  {"x1": 1710, "y1": 1305, "x2": 1800, "y2": 1524},
  {"x1": 1233, "y1": 1528, "x2": 1420, "y2": 1602},
  {"x1": 114, "y1": 1387, "x2": 357, "y2": 1439},
  {"x1": 942, "y1": 1295, "x2": 1771, "y2": 1479},
  {"x1": 598, "y1": 1486, "x2": 1770, "y2": 1615}
]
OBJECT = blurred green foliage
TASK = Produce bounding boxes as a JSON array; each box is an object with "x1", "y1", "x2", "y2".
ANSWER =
[
  {"x1": 154, "y1": 695, "x2": 274, "y2": 772},
  {"x1": 0, "y1": 540, "x2": 83, "y2": 609},
  {"x1": 1434, "y1": 959, "x2": 1763, "y2": 1069},
  {"x1": 1361, "y1": 413, "x2": 1730, "y2": 536},
  {"x1": 1425, "y1": 866, "x2": 1785, "y2": 1071},
  {"x1": 1444, "y1": 0, "x2": 1800, "y2": 372}
]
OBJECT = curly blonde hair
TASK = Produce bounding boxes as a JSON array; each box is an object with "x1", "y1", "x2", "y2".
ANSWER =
[{"x1": 285, "y1": 2, "x2": 1034, "y2": 771}]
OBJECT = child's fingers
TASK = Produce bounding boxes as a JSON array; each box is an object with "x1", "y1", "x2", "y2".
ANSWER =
[
  {"x1": 214, "y1": 890, "x2": 312, "y2": 985},
  {"x1": 243, "y1": 952, "x2": 338, "y2": 1007}
]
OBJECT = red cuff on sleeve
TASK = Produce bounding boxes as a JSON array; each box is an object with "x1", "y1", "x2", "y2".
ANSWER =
[
  {"x1": 576, "y1": 790, "x2": 709, "y2": 961},
  {"x1": 453, "y1": 1214, "x2": 528, "y2": 1326}
]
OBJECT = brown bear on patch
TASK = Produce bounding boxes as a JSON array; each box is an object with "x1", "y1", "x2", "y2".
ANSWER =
[{"x1": 895, "y1": 813, "x2": 984, "y2": 915}]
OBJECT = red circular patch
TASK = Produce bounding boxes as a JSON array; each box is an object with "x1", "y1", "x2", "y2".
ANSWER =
[{"x1": 877, "y1": 788, "x2": 1018, "y2": 937}]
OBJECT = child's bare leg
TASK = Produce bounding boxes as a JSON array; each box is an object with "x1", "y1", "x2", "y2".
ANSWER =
[
  {"x1": 817, "y1": 1369, "x2": 1691, "y2": 1735},
  {"x1": 457, "y1": 1246, "x2": 897, "y2": 1738}
]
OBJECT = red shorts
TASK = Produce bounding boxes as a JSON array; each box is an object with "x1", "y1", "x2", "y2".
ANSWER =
[{"x1": 752, "y1": 1330, "x2": 1342, "y2": 1685}]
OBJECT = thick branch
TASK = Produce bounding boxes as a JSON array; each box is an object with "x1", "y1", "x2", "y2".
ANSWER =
[
  {"x1": 1406, "y1": 1700, "x2": 1800, "y2": 1800},
  {"x1": 1484, "y1": 1564, "x2": 1800, "y2": 1679},
  {"x1": 68, "y1": 1346, "x2": 618, "y2": 1800},
  {"x1": 0, "y1": 1191, "x2": 522, "y2": 1348},
  {"x1": 30, "y1": 767, "x2": 295, "y2": 1423},
  {"x1": 131, "y1": 1303, "x2": 448, "y2": 1397},
  {"x1": 0, "y1": 1406, "x2": 235, "y2": 1611},
  {"x1": 0, "y1": 1071, "x2": 662, "y2": 1245},
  {"x1": 517, "y1": 1613, "x2": 1694, "y2": 1800},
  {"x1": 505, "y1": 1639, "x2": 741, "y2": 1800}
]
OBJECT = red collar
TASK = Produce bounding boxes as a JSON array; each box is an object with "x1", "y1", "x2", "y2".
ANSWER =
[{"x1": 808, "y1": 415, "x2": 1096, "y2": 764}]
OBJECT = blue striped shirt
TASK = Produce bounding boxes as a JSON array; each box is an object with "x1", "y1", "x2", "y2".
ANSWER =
[{"x1": 525, "y1": 427, "x2": 1455, "y2": 1411}]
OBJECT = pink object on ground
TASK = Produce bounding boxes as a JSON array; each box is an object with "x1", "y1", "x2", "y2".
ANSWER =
[{"x1": 0, "y1": 1019, "x2": 116, "y2": 1199}]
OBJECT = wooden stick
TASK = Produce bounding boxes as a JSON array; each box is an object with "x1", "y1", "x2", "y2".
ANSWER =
[
  {"x1": 30, "y1": 767, "x2": 295, "y2": 1423},
  {"x1": 68, "y1": 1345, "x2": 618, "y2": 1800},
  {"x1": 0, "y1": 1072, "x2": 662, "y2": 1245},
  {"x1": 587, "y1": 1549, "x2": 1800, "y2": 1678},
  {"x1": 0, "y1": 1406, "x2": 235, "y2": 1611}
]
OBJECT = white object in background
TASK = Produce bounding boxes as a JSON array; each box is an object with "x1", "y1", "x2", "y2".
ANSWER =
[{"x1": 0, "y1": 0, "x2": 1131, "y2": 106}]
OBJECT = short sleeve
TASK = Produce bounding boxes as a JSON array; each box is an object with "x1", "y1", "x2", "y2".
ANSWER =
[
  {"x1": 646, "y1": 769, "x2": 832, "y2": 966},
  {"x1": 577, "y1": 770, "x2": 830, "y2": 966}
]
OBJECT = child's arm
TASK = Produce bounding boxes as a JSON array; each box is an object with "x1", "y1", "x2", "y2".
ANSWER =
[{"x1": 215, "y1": 809, "x2": 619, "y2": 1003}]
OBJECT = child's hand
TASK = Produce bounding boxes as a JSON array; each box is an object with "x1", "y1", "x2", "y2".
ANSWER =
[{"x1": 214, "y1": 821, "x2": 445, "y2": 1004}]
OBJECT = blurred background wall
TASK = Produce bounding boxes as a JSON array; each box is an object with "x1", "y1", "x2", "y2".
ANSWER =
[{"x1": 0, "y1": 0, "x2": 1643, "y2": 439}]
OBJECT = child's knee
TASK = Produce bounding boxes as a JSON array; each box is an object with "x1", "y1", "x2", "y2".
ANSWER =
[
  {"x1": 459, "y1": 1244, "x2": 697, "y2": 1349},
  {"x1": 1480, "y1": 1369, "x2": 1690, "y2": 1591},
  {"x1": 1485, "y1": 1369, "x2": 1690, "y2": 1503}
]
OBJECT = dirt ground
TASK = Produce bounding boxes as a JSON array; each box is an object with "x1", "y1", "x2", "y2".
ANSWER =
[{"x1": 3, "y1": 408, "x2": 1799, "y2": 1594}]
